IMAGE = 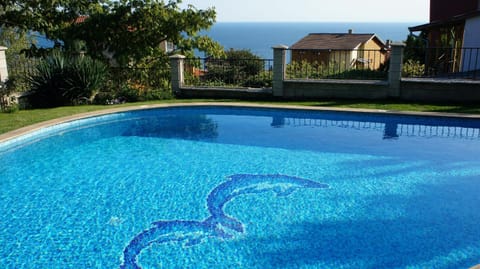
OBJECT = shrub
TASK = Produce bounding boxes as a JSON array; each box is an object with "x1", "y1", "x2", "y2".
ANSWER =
[
  {"x1": 26, "y1": 52, "x2": 108, "y2": 108},
  {"x1": 203, "y1": 49, "x2": 265, "y2": 86},
  {"x1": 64, "y1": 56, "x2": 108, "y2": 102},
  {"x1": 402, "y1": 59, "x2": 425, "y2": 77},
  {"x1": 0, "y1": 80, "x2": 19, "y2": 113},
  {"x1": 102, "y1": 67, "x2": 173, "y2": 103},
  {"x1": 286, "y1": 60, "x2": 387, "y2": 80},
  {"x1": 27, "y1": 52, "x2": 69, "y2": 107},
  {"x1": 242, "y1": 71, "x2": 273, "y2": 88}
]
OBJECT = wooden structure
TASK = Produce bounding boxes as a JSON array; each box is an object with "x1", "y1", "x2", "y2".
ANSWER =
[
  {"x1": 409, "y1": 0, "x2": 480, "y2": 73},
  {"x1": 290, "y1": 31, "x2": 389, "y2": 70}
]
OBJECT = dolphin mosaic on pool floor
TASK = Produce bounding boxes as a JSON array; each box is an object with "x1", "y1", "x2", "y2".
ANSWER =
[{"x1": 120, "y1": 174, "x2": 329, "y2": 269}]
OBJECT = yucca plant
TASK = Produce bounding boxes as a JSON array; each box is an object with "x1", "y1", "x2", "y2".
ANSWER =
[
  {"x1": 65, "y1": 56, "x2": 108, "y2": 103},
  {"x1": 27, "y1": 52, "x2": 70, "y2": 108},
  {"x1": 27, "y1": 51, "x2": 108, "y2": 108}
]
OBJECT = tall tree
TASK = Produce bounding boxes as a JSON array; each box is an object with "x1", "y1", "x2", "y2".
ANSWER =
[
  {"x1": 68, "y1": 0, "x2": 224, "y2": 66},
  {"x1": 0, "y1": 0, "x2": 102, "y2": 43},
  {"x1": 1, "y1": 0, "x2": 224, "y2": 66}
]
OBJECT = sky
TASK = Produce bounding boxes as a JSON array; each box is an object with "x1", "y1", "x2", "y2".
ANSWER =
[{"x1": 181, "y1": 0, "x2": 429, "y2": 23}]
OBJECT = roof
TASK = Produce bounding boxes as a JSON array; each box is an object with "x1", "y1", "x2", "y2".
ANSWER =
[
  {"x1": 74, "y1": 15, "x2": 88, "y2": 24},
  {"x1": 409, "y1": 10, "x2": 480, "y2": 32},
  {"x1": 290, "y1": 33, "x2": 384, "y2": 50}
]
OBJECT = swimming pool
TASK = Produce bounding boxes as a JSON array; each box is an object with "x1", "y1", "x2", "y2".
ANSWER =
[{"x1": 1, "y1": 105, "x2": 479, "y2": 268}]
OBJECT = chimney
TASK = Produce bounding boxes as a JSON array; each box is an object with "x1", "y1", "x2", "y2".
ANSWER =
[{"x1": 348, "y1": 29, "x2": 353, "y2": 34}]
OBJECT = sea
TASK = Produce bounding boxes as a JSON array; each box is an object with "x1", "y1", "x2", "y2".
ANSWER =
[
  {"x1": 199, "y1": 22, "x2": 421, "y2": 59},
  {"x1": 37, "y1": 22, "x2": 421, "y2": 59}
]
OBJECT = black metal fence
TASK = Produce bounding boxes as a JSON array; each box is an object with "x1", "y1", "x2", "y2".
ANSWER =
[
  {"x1": 286, "y1": 49, "x2": 389, "y2": 80},
  {"x1": 184, "y1": 58, "x2": 273, "y2": 88},
  {"x1": 403, "y1": 47, "x2": 480, "y2": 80},
  {"x1": 7, "y1": 56, "x2": 40, "y2": 78},
  {"x1": 6, "y1": 56, "x2": 40, "y2": 92}
]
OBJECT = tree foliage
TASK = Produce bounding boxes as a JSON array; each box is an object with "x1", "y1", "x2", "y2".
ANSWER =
[
  {"x1": 0, "y1": 0, "x2": 101, "y2": 43},
  {"x1": 1, "y1": 0, "x2": 224, "y2": 66},
  {"x1": 1, "y1": 0, "x2": 224, "y2": 106},
  {"x1": 404, "y1": 32, "x2": 428, "y2": 64}
]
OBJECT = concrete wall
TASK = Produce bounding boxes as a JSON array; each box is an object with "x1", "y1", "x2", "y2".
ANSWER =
[
  {"x1": 283, "y1": 79, "x2": 389, "y2": 99},
  {"x1": 401, "y1": 78, "x2": 480, "y2": 103}
]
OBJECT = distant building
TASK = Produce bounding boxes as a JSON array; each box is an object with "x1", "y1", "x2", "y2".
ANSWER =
[
  {"x1": 409, "y1": 0, "x2": 480, "y2": 73},
  {"x1": 290, "y1": 30, "x2": 389, "y2": 70}
]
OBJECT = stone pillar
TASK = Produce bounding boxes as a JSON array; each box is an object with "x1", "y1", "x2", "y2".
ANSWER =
[
  {"x1": 388, "y1": 42, "x2": 405, "y2": 97},
  {"x1": 0, "y1": 46, "x2": 8, "y2": 82},
  {"x1": 170, "y1": 54, "x2": 185, "y2": 94},
  {"x1": 272, "y1": 45, "x2": 288, "y2": 97}
]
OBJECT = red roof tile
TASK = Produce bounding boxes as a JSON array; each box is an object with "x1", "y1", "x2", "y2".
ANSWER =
[{"x1": 74, "y1": 15, "x2": 88, "y2": 24}]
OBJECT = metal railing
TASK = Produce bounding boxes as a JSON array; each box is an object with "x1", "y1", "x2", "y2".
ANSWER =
[
  {"x1": 7, "y1": 56, "x2": 40, "y2": 78},
  {"x1": 5, "y1": 56, "x2": 40, "y2": 92},
  {"x1": 184, "y1": 58, "x2": 273, "y2": 88},
  {"x1": 403, "y1": 47, "x2": 480, "y2": 80},
  {"x1": 286, "y1": 49, "x2": 389, "y2": 80}
]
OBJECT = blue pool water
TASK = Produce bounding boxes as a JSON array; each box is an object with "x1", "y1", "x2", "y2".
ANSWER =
[{"x1": 1, "y1": 106, "x2": 480, "y2": 268}]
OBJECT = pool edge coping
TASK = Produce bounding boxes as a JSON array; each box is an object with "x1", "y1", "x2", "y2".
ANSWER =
[{"x1": 2, "y1": 102, "x2": 480, "y2": 144}]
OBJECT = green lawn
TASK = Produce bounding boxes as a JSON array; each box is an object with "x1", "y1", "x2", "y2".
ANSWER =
[{"x1": 1, "y1": 99, "x2": 480, "y2": 135}]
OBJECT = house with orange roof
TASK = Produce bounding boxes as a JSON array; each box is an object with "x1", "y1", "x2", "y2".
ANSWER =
[{"x1": 290, "y1": 30, "x2": 389, "y2": 70}]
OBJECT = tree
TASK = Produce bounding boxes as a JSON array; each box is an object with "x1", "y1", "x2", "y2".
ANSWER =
[
  {"x1": 1, "y1": 0, "x2": 224, "y2": 66},
  {"x1": 2, "y1": 0, "x2": 224, "y2": 105},
  {"x1": 404, "y1": 32, "x2": 428, "y2": 64},
  {"x1": 68, "y1": 1, "x2": 224, "y2": 67},
  {"x1": 0, "y1": 0, "x2": 101, "y2": 44}
]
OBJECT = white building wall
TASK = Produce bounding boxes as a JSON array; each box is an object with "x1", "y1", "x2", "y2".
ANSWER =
[{"x1": 461, "y1": 16, "x2": 480, "y2": 72}]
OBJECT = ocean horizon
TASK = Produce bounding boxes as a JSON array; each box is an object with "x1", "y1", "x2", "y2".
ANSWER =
[
  {"x1": 36, "y1": 21, "x2": 423, "y2": 59},
  {"x1": 201, "y1": 22, "x2": 422, "y2": 58}
]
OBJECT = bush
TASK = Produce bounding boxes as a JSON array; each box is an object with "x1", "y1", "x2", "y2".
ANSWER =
[
  {"x1": 203, "y1": 49, "x2": 265, "y2": 86},
  {"x1": 0, "y1": 80, "x2": 19, "y2": 113},
  {"x1": 26, "y1": 51, "x2": 108, "y2": 108},
  {"x1": 286, "y1": 60, "x2": 387, "y2": 80},
  {"x1": 65, "y1": 56, "x2": 108, "y2": 102},
  {"x1": 402, "y1": 59, "x2": 425, "y2": 77},
  {"x1": 242, "y1": 71, "x2": 272, "y2": 88},
  {"x1": 2, "y1": 103, "x2": 19, "y2": 113},
  {"x1": 102, "y1": 67, "x2": 173, "y2": 103}
]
